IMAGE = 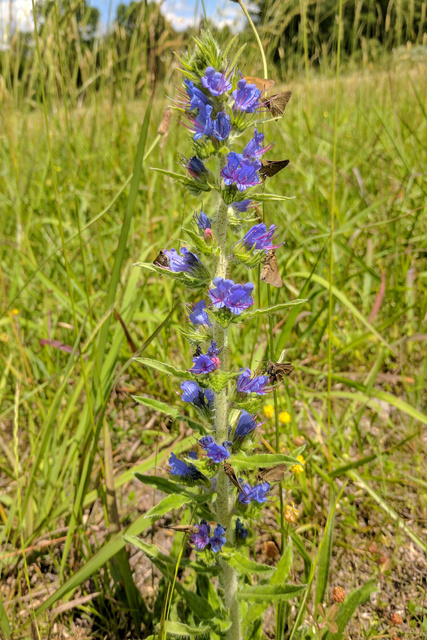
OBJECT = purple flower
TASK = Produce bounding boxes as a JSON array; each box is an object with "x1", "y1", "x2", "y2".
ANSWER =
[
  {"x1": 221, "y1": 152, "x2": 261, "y2": 192},
  {"x1": 243, "y1": 223, "x2": 278, "y2": 252},
  {"x1": 196, "y1": 211, "x2": 212, "y2": 230},
  {"x1": 187, "y1": 156, "x2": 208, "y2": 178},
  {"x1": 226, "y1": 282, "x2": 255, "y2": 315},
  {"x1": 238, "y1": 480, "x2": 271, "y2": 505},
  {"x1": 199, "y1": 435, "x2": 215, "y2": 448},
  {"x1": 193, "y1": 104, "x2": 214, "y2": 140},
  {"x1": 243, "y1": 128, "x2": 273, "y2": 159},
  {"x1": 213, "y1": 112, "x2": 231, "y2": 141},
  {"x1": 165, "y1": 247, "x2": 200, "y2": 272},
  {"x1": 232, "y1": 199, "x2": 252, "y2": 213},
  {"x1": 235, "y1": 518, "x2": 248, "y2": 540},
  {"x1": 181, "y1": 381, "x2": 214, "y2": 409},
  {"x1": 208, "y1": 277, "x2": 254, "y2": 315},
  {"x1": 206, "y1": 340, "x2": 220, "y2": 357},
  {"x1": 169, "y1": 451, "x2": 203, "y2": 481},
  {"x1": 185, "y1": 79, "x2": 210, "y2": 110},
  {"x1": 201, "y1": 67, "x2": 232, "y2": 96},
  {"x1": 205, "y1": 442, "x2": 230, "y2": 463},
  {"x1": 236, "y1": 368, "x2": 269, "y2": 395},
  {"x1": 232, "y1": 79, "x2": 261, "y2": 113},
  {"x1": 190, "y1": 354, "x2": 218, "y2": 374},
  {"x1": 209, "y1": 524, "x2": 226, "y2": 552},
  {"x1": 233, "y1": 410, "x2": 258, "y2": 441},
  {"x1": 189, "y1": 300, "x2": 211, "y2": 327},
  {"x1": 190, "y1": 521, "x2": 211, "y2": 550}
]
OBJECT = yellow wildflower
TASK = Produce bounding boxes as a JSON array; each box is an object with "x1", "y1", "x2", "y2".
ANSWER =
[
  {"x1": 279, "y1": 411, "x2": 291, "y2": 424},
  {"x1": 291, "y1": 454, "x2": 306, "y2": 474},
  {"x1": 284, "y1": 502, "x2": 299, "y2": 523},
  {"x1": 11, "y1": 309, "x2": 19, "y2": 315},
  {"x1": 263, "y1": 404, "x2": 274, "y2": 419}
]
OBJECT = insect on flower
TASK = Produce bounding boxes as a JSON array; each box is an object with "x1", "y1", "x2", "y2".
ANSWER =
[
  {"x1": 223, "y1": 460, "x2": 248, "y2": 496},
  {"x1": 259, "y1": 159, "x2": 290, "y2": 180},
  {"x1": 265, "y1": 360, "x2": 294, "y2": 385},
  {"x1": 260, "y1": 249, "x2": 283, "y2": 288}
]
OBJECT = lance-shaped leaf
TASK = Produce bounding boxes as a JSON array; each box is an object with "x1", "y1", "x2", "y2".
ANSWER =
[
  {"x1": 236, "y1": 583, "x2": 306, "y2": 602},
  {"x1": 322, "y1": 581, "x2": 378, "y2": 640},
  {"x1": 243, "y1": 299, "x2": 307, "y2": 321},
  {"x1": 231, "y1": 453, "x2": 304, "y2": 471},
  {"x1": 224, "y1": 551, "x2": 274, "y2": 575},
  {"x1": 133, "y1": 357, "x2": 193, "y2": 380}
]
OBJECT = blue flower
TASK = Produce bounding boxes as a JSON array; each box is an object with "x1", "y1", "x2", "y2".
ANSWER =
[
  {"x1": 236, "y1": 368, "x2": 270, "y2": 395},
  {"x1": 233, "y1": 410, "x2": 258, "y2": 441},
  {"x1": 187, "y1": 156, "x2": 208, "y2": 178},
  {"x1": 243, "y1": 128, "x2": 272, "y2": 159},
  {"x1": 206, "y1": 340, "x2": 220, "y2": 357},
  {"x1": 181, "y1": 381, "x2": 214, "y2": 409},
  {"x1": 243, "y1": 223, "x2": 278, "y2": 252},
  {"x1": 238, "y1": 480, "x2": 271, "y2": 505},
  {"x1": 190, "y1": 354, "x2": 219, "y2": 374},
  {"x1": 165, "y1": 247, "x2": 200, "y2": 272},
  {"x1": 213, "y1": 112, "x2": 231, "y2": 141},
  {"x1": 199, "y1": 435, "x2": 215, "y2": 448},
  {"x1": 189, "y1": 300, "x2": 211, "y2": 327},
  {"x1": 232, "y1": 199, "x2": 252, "y2": 212},
  {"x1": 235, "y1": 518, "x2": 248, "y2": 540},
  {"x1": 185, "y1": 78, "x2": 210, "y2": 110},
  {"x1": 193, "y1": 104, "x2": 214, "y2": 140},
  {"x1": 196, "y1": 211, "x2": 212, "y2": 230},
  {"x1": 169, "y1": 451, "x2": 203, "y2": 481},
  {"x1": 190, "y1": 521, "x2": 211, "y2": 550},
  {"x1": 208, "y1": 277, "x2": 254, "y2": 315},
  {"x1": 232, "y1": 79, "x2": 261, "y2": 113},
  {"x1": 221, "y1": 152, "x2": 261, "y2": 192},
  {"x1": 199, "y1": 436, "x2": 230, "y2": 463},
  {"x1": 201, "y1": 67, "x2": 232, "y2": 96},
  {"x1": 209, "y1": 524, "x2": 227, "y2": 553}
]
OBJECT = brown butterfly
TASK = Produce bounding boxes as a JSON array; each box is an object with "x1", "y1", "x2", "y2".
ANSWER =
[
  {"x1": 223, "y1": 461, "x2": 248, "y2": 496},
  {"x1": 259, "y1": 159, "x2": 290, "y2": 180},
  {"x1": 153, "y1": 250, "x2": 169, "y2": 268},
  {"x1": 266, "y1": 360, "x2": 294, "y2": 385},
  {"x1": 264, "y1": 91, "x2": 292, "y2": 117},
  {"x1": 257, "y1": 463, "x2": 288, "y2": 484},
  {"x1": 260, "y1": 250, "x2": 282, "y2": 288},
  {"x1": 243, "y1": 76, "x2": 275, "y2": 94}
]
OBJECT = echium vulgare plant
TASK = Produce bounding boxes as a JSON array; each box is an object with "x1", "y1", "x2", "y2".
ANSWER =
[{"x1": 132, "y1": 31, "x2": 375, "y2": 640}]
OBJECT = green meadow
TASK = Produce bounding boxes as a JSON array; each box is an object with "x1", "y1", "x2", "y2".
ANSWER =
[{"x1": 0, "y1": 1, "x2": 426, "y2": 637}]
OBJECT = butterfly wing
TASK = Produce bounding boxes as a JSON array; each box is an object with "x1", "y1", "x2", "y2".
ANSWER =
[
  {"x1": 243, "y1": 76, "x2": 275, "y2": 94},
  {"x1": 153, "y1": 250, "x2": 169, "y2": 268},
  {"x1": 266, "y1": 91, "x2": 292, "y2": 117},
  {"x1": 259, "y1": 159, "x2": 290, "y2": 179},
  {"x1": 260, "y1": 251, "x2": 283, "y2": 288}
]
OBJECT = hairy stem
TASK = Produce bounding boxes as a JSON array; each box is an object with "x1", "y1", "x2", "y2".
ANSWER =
[{"x1": 213, "y1": 173, "x2": 240, "y2": 640}]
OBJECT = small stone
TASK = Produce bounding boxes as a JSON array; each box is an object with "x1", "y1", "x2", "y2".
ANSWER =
[
  {"x1": 263, "y1": 540, "x2": 279, "y2": 559},
  {"x1": 332, "y1": 586, "x2": 345, "y2": 603},
  {"x1": 390, "y1": 613, "x2": 403, "y2": 625}
]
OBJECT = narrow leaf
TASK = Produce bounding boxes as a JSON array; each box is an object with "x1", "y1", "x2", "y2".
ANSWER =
[
  {"x1": 225, "y1": 551, "x2": 274, "y2": 574},
  {"x1": 322, "y1": 581, "x2": 377, "y2": 640},
  {"x1": 236, "y1": 583, "x2": 306, "y2": 602},
  {"x1": 134, "y1": 357, "x2": 193, "y2": 380},
  {"x1": 231, "y1": 453, "x2": 304, "y2": 471}
]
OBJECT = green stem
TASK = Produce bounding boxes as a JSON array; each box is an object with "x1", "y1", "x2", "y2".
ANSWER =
[
  {"x1": 213, "y1": 169, "x2": 240, "y2": 640},
  {"x1": 238, "y1": 0, "x2": 268, "y2": 79}
]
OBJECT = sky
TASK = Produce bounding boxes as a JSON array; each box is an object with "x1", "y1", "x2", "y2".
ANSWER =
[{"x1": 0, "y1": 0, "x2": 246, "y2": 45}]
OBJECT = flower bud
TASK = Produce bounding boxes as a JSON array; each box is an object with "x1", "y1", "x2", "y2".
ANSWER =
[
  {"x1": 263, "y1": 540, "x2": 279, "y2": 559},
  {"x1": 332, "y1": 586, "x2": 345, "y2": 603}
]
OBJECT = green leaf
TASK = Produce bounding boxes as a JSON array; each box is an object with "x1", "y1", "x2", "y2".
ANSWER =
[
  {"x1": 244, "y1": 299, "x2": 307, "y2": 320},
  {"x1": 161, "y1": 621, "x2": 211, "y2": 638},
  {"x1": 290, "y1": 531, "x2": 312, "y2": 581},
  {"x1": 224, "y1": 551, "x2": 274, "y2": 574},
  {"x1": 134, "y1": 357, "x2": 193, "y2": 380},
  {"x1": 231, "y1": 453, "x2": 304, "y2": 471},
  {"x1": 314, "y1": 500, "x2": 336, "y2": 607},
  {"x1": 36, "y1": 493, "x2": 188, "y2": 615},
  {"x1": 270, "y1": 539, "x2": 293, "y2": 585},
  {"x1": 236, "y1": 583, "x2": 306, "y2": 602},
  {"x1": 123, "y1": 537, "x2": 208, "y2": 574},
  {"x1": 132, "y1": 395, "x2": 181, "y2": 418},
  {"x1": 0, "y1": 599, "x2": 11, "y2": 639},
  {"x1": 134, "y1": 474, "x2": 183, "y2": 495},
  {"x1": 322, "y1": 581, "x2": 377, "y2": 640},
  {"x1": 252, "y1": 193, "x2": 296, "y2": 203}
]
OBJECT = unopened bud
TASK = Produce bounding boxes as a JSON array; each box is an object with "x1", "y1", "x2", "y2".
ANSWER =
[
  {"x1": 332, "y1": 586, "x2": 345, "y2": 603},
  {"x1": 390, "y1": 613, "x2": 403, "y2": 626},
  {"x1": 293, "y1": 435, "x2": 305, "y2": 447},
  {"x1": 263, "y1": 540, "x2": 279, "y2": 559},
  {"x1": 204, "y1": 228, "x2": 213, "y2": 242},
  {"x1": 157, "y1": 107, "x2": 172, "y2": 136}
]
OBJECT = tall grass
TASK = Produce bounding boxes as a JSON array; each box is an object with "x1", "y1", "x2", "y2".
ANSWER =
[{"x1": 0, "y1": 0, "x2": 426, "y2": 636}]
